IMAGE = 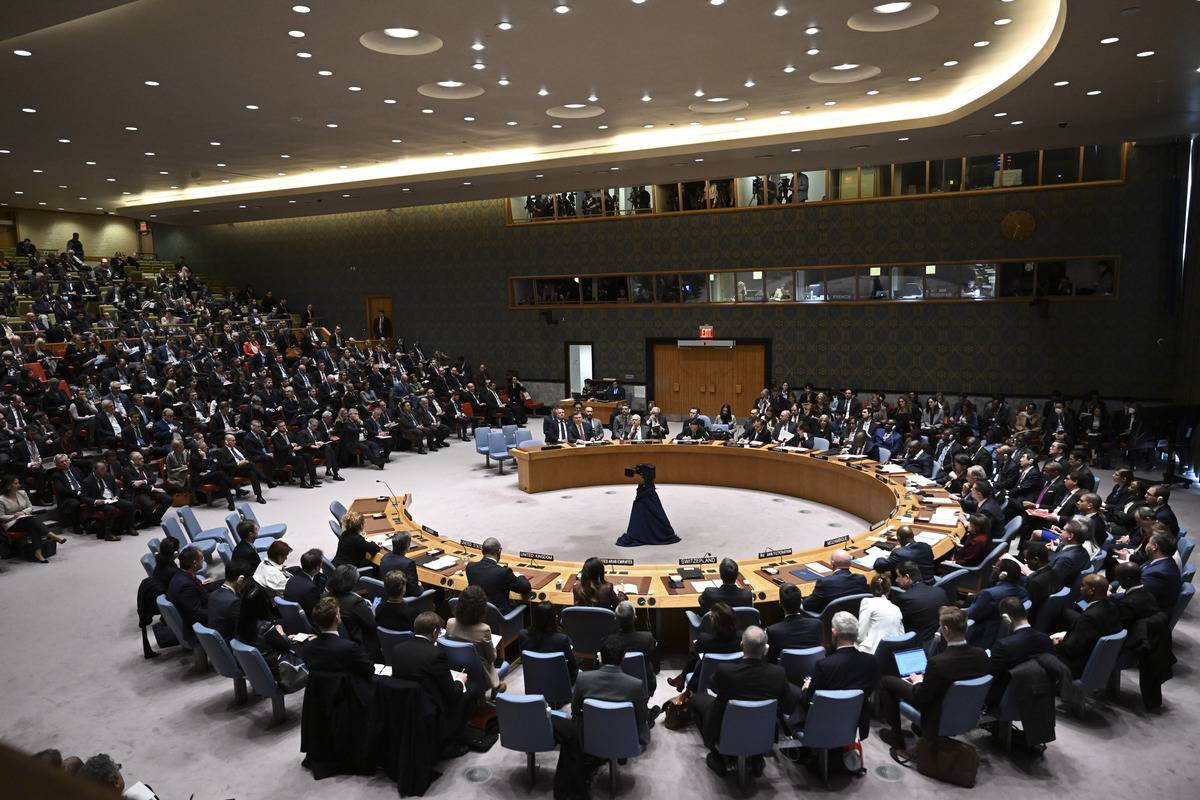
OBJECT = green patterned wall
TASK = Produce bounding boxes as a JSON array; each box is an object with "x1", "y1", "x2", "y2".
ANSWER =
[{"x1": 154, "y1": 143, "x2": 1180, "y2": 400}]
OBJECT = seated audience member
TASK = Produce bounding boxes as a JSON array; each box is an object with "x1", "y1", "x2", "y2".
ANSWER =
[
  {"x1": 699, "y1": 557, "x2": 754, "y2": 615},
  {"x1": 856, "y1": 575, "x2": 906, "y2": 654},
  {"x1": 890, "y1": 562, "x2": 948, "y2": 643},
  {"x1": 797, "y1": 612, "x2": 880, "y2": 740},
  {"x1": 0, "y1": 473, "x2": 65, "y2": 563},
  {"x1": 208, "y1": 571, "x2": 242, "y2": 642},
  {"x1": 520, "y1": 600, "x2": 580, "y2": 684},
  {"x1": 573, "y1": 556, "x2": 628, "y2": 609},
  {"x1": 1073, "y1": 491, "x2": 1108, "y2": 554},
  {"x1": 167, "y1": 547, "x2": 209, "y2": 629},
  {"x1": 374, "y1": 571, "x2": 417, "y2": 632},
  {"x1": 1023, "y1": 542, "x2": 1063, "y2": 624},
  {"x1": 284, "y1": 548, "x2": 326, "y2": 620},
  {"x1": 900, "y1": 438, "x2": 933, "y2": 478},
  {"x1": 252, "y1": 540, "x2": 293, "y2": 596},
  {"x1": 448, "y1": 585, "x2": 505, "y2": 697},
  {"x1": 466, "y1": 537, "x2": 531, "y2": 613},
  {"x1": 877, "y1": 606, "x2": 990, "y2": 751},
  {"x1": 1145, "y1": 484, "x2": 1180, "y2": 537},
  {"x1": 765, "y1": 584, "x2": 822, "y2": 662},
  {"x1": 325, "y1": 563, "x2": 380, "y2": 661},
  {"x1": 378, "y1": 531, "x2": 422, "y2": 596},
  {"x1": 673, "y1": 418, "x2": 710, "y2": 442},
  {"x1": 1140, "y1": 531, "x2": 1182, "y2": 613},
  {"x1": 802, "y1": 549, "x2": 869, "y2": 613},
  {"x1": 692, "y1": 626, "x2": 791, "y2": 776},
  {"x1": 966, "y1": 559, "x2": 1029, "y2": 649},
  {"x1": 885, "y1": 525, "x2": 936, "y2": 580},
  {"x1": 1112, "y1": 562, "x2": 1158, "y2": 627},
  {"x1": 668, "y1": 602, "x2": 741, "y2": 692},
  {"x1": 333, "y1": 510, "x2": 380, "y2": 570},
  {"x1": 603, "y1": 600, "x2": 658, "y2": 693},
  {"x1": 987, "y1": 596, "x2": 1054, "y2": 702},
  {"x1": 228, "y1": 519, "x2": 262, "y2": 582},
  {"x1": 151, "y1": 535, "x2": 182, "y2": 590},
  {"x1": 966, "y1": 479, "x2": 1004, "y2": 530},
  {"x1": 123, "y1": 450, "x2": 171, "y2": 527},
  {"x1": 954, "y1": 513, "x2": 995, "y2": 567},
  {"x1": 302, "y1": 596, "x2": 374, "y2": 679},
  {"x1": 391, "y1": 611, "x2": 481, "y2": 758},
  {"x1": 1054, "y1": 573, "x2": 1122, "y2": 677},
  {"x1": 542, "y1": 407, "x2": 570, "y2": 444},
  {"x1": 1047, "y1": 517, "x2": 1092, "y2": 586}
]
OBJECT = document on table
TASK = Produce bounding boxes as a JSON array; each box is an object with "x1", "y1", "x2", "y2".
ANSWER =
[
  {"x1": 906, "y1": 476, "x2": 935, "y2": 487},
  {"x1": 690, "y1": 579, "x2": 722, "y2": 591},
  {"x1": 853, "y1": 547, "x2": 892, "y2": 568},
  {"x1": 879, "y1": 464, "x2": 908, "y2": 474},
  {"x1": 374, "y1": 664, "x2": 392, "y2": 677},
  {"x1": 914, "y1": 532, "x2": 948, "y2": 546},
  {"x1": 924, "y1": 497, "x2": 955, "y2": 505},
  {"x1": 423, "y1": 555, "x2": 459, "y2": 571},
  {"x1": 618, "y1": 584, "x2": 640, "y2": 595},
  {"x1": 804, "y1": 562, "x2": 832, "y2": 575},
  {"x1": 836, "y1": 454, "x2": 868, "y2": 460},
  {"x1": 930, "y1": 509, "x2": 962, "y2": 527}
]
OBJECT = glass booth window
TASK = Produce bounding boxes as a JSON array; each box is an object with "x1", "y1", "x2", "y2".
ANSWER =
[
  {"x1": 511, "y1": 279, "x2": 536, "y2": 305},
  {"x1": 579, "y1": 190, "x2": 604, "y2": 216},
  {"x1": 965, "y1": 154, "x2": 999, "y2": 190},
  {"x1": 735, "y1": 271, "x2": 764, "y2": 302},
  {"x1": 681, "y1": 181, "x2": 707, "y2": 211},
  {"x1": 514, "y1": 194, "x2": 555, "y2": 220},
  {"x1": 630, "y1": 275, "x2": 655, "y2": 303},
  {"x1": 830, "y1": 168, "x2": 859, "y2": 200},
  {"x1": 996, "y1": 261, "x2": 1036, "y2": 298},
  {"x1": 601, "y1": 188, "x2": 623, "y2": 216},
  {"x1": 1042, "y1": 148, "x2": 1080, "y2": 184},
  {"x1": 768, "y1": 173, "x2": 795, "y2": 204},
  {"x1": 1064, "y1": 259, "x2": 1116, "y2": 296},
  {"x1": 625, "y1": 185, "x2": 654, "y2": 214},
  {"x1": 824, "y1": 269, "x2": 856, "y2": 301},
  {"x1": 735, "y1": 176, "x2": 761, "y2": 207},
  {"x1": 1082, "y1": 145, "x2": 1122, "y2": 181},
  {"x1": 679, "y1": 273, "x2": 710, "y2": 303},
  {"x1": 655, "y1": 184, "x2": 681, "y2": 213},
  {"x1": 654, "y1": 273, "x2": 681, "y2": 303},
  {"x1": 930, "y1": 158, "x2": 962, "y2": 192},
  {"x1": 1000, "y1": 152, "x2": 1038, "y2": 187},
  {"x1": 893, "y1": 162, "x2": 926, "y2": 195},
  {"x1": 796, "y1": 269, "x2": 825, "y2": 302},
  {"x1": 853, "y1": 267, "x2": 891, "y2": 301},
  {"x1": 709, "y1": 179, "x2": 734, "y2": 209},
  {"x1": 583, "y1": 276, "x2": 629, "y2": 303},
  {"x1": 892, "y1": 266, "x2": 926, "y2": 300},
  {"x1": 709, "y1": 272, "x2": 737, "y2": 303},
  {"x1": 860, "y1": 166, "x2": 888, "y2": 198},
  {"x1": 797, "y1": 170, "x2": 827, "y2": 203},
  {"x1": 535, "y1": 278, "x2": 579, "y2": 303},
  {"x1": 554, "y1": 192, "x2": 579, "y2": 218},
  {"x1": 765, "y1": 270, "x2": 794, "y2": 301}
]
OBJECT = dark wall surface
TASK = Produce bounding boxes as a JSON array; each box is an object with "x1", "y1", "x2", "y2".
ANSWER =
[{"x1": 154, "y1": 144, "x2": 1183, "y2": 401}]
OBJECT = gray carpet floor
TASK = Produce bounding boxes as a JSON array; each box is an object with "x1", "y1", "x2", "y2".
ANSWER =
[{"x1": 1, "y1": 431, "x2": 1197, "y2": 799}]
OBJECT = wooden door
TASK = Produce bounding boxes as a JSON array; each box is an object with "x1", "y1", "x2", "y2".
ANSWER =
[
  {"x1": 365, "y1": 296, "x2": 393, "y2": 340},
  {"x1": 653, "y1": 343, "x2": 765, "y2": 417}
]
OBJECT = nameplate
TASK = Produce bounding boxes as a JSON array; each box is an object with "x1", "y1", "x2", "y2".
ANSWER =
[
  {"x1": 823, "y1": 535, "x2": 850, "y2": 547},
  {"x1": 421, "y1": 525, "x2": 439, "y2": 536},
  {"x1": 758, "y1": 547, "x2": 793, "y2": 560},
  {"x1": 875, "y1": 475, "x2": 891, "y2": 484},
  {"x1": 519, "y1": 551, "x2": 555, "y2": 562},
  {"x1": 602, "y1": 558, "x2": 635, "y2": 567},
  {"x1": 678, "y1": 556, "x2": 718, "y2": 566},
  {"x1": 459, "y1": 538, "x2": 482, "y2": 550}
]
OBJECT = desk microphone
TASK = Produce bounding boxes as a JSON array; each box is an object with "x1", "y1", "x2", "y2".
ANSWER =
[{"x1": 375, "y1": 479, "x2": 402, "y2": 519}]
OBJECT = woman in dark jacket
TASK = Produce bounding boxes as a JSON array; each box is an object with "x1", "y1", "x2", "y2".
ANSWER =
[
  {"x1": 325, "y1": 563, "x2": 380, "y2": 661},
  {"x1": 954, "y1": 513, "x2": 995, "y2": 567},
  {"x1": 668, "y1": 602, "x2": 741, "y2": 692},
  {"x1": 227, "y1": 519, "x2": 261, "y2": 582},
  {"x1": 572, "y1": 557, "x2": 626, "y2": 610},
  {"x1": 333, "y1": 510, "x2": 380, "y2": 569},
  {"x1": 518, "y1": 601, "x2": 579, "y2": 683}
]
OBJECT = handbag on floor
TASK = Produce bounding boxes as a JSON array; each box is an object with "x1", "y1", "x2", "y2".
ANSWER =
[
  {"x1": 891, "y1": 736, "x2": 978, "y2": 788},
  {"x1": 663, "y1": 694, "x2": 691, "y2": 730}
]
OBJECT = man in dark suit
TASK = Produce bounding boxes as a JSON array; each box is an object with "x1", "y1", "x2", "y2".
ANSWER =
[
  {"x1": 846, "y1": 431, "x2": 879, "y2": 461},
  {"x1": 604, "y1": 601, "x2": 659, "y2": 695},
  {"x1": 878, "y1": 606, "x2": 990, "y2": 750},
  {"x1": 899, "y1": 439, "x2": 933, "y2": 478},
  {"x1": 1145, "y1": 484, "x2": 1180, "y2": 537},
  {"x1": 1022, "y1": 543, "x2": 1063, "y2": 626},
  {"x1": 81, "y1": 460, "x2": 136, "y2": 540},
  {"x1": 765, "y1": 584, "x2": 822, "y2": 663},
  {"x1": 803, "y1": 550, "x2": 869, "y2": 612},
  {"x1": 1048, "y1": 519, "x2": 1091, "y2": 587},
  {"x1": 215, "y1": 432, "x2": 270, "y2": 504},
  {"x1": 122, "y1": 450, "x2": 171, "y2": 527},
  {"x1": 969, "y1": 480, "x2": 1005, "y2": 531},
  {"x1": 207, "y1": 573, "x2": 242, "y2": 642},
  {"x1": 965, "y1": 559, "x2": 1028, "y2": 649},
  {"x1": 1112, "y1": 563, "x2": 1159, "y2": 626},
  {"x1": 1054, "y1": 574, "x2": 1123, "y2": 677},
  {"x1": 373, "y1": 310, "x2": 393, "y2": 340},
  {"x1": 1140, "y1": 532, "x2": 1182, "y2": 613},
  {"x1": 570, "y1": 637, "x2": 651, "y2": 745},
  {"x1": 891, "y1": 563, "x2": 948, "y2": 643},
  {"x1": 379, "y1": 531, "x2": 422, "y2": 597},
  {"x1": 1010, "y1": 451, "x2": 1044, "y2": 503},
  {"x1": 543, "y1": 407, "x2": 570, "y2": 444},
  {"x1": 302, "y1": 597, "x2": 375, "y2": 679},
  {"x1": 51, "y1": 453, "x2": 85, "y2": 534},
  {"x1": 699, "y1": 558, "x2": 754, "y2": 615},
  {"x1": 990, "y1": 445, "x2": 1020, "y2": 494},
  {"x1": 284, "y1": 548, "x2": 326, "y2": 619},
  {"x1": 795, "y1": 611, "x2": 880, "y2": 740},
  {"x1": 166, "y1": 547, "x2": 210, "y2": 630},
  {"x1": 692, "y1": 626, "x2": 791, "y2": 775},
  {"x1": 987, "y1": 596, "x2": 1053, "y2": 703},
  {"x1": 886, "y1": 526, "x2": 936, "y2": 581},
  {"x1": 465, "y1": 537, "x2": 531, "y2": 613},
  {"x1": 566, "y1": 411, "x2": 593, "y2": 444}
]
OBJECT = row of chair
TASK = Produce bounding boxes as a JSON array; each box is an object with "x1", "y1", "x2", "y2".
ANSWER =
[{"x1": 474, "y1": 426, "x2": 542, "y2": 473}]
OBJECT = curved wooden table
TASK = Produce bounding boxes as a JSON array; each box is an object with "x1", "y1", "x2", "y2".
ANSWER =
[{"x1": 354, "y1": 441, "x2": 962, "y2": 613}]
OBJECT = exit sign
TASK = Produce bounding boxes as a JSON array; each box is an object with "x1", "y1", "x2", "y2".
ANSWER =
[{"x1": 698, "y1": 325, "x2": 715, "y2": 339}]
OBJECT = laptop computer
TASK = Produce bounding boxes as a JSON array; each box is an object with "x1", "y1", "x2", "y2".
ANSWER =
[{"x1": 894, "y1": 647, "x2": 928, "y2": 678}]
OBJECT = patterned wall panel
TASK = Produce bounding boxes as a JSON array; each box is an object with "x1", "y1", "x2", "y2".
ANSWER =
[{"x1": 153, "y1": 144, "x2": 1181, "y2": 401}]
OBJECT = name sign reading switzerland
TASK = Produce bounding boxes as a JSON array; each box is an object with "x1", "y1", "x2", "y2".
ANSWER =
[
  {"x1": 519, "y1": 551, "x2": 556, "y2": 562},
  {"x1": 823, "y1": 534, "x2": 851, "y2": 547},
  {"x1": 459, "y1": 539, "x2": 483, "y2": 550},
  {"x1": 603, "y1": 558, "x2": 635, "y2": 567},
  {"x1": 758, "y1": 547, "x2": 793, "y2": 559},
  {"x1": 678, "y1": 556, "x2": 719, "y2": 566}
]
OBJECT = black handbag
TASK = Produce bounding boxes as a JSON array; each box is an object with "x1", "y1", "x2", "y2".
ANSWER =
[
  {"x1": 151, "y1": 620, "x2": 178, "y2": 648},
  {"x1": 891, "y1": 736, "x2": 978, "y2": 788}
]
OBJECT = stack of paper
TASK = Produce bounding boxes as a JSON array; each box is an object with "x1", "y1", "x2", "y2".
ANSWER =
[
  {"x1": 423, "y1": 555, "x2": 459, "y2": 571},
  {"x1": 690, "y1": 579, "x2": 722, "y2": 591},
  {"x1": 924, "y1": 497, "x2": 955, "y2": 506},
  {"x1": 914, "y1": 531, "x2": 947, "y2": 546},
  {"x1": 619, "y1": 583, "x2": 640, "y2": 594},
  {"x1": 929, "y1": 508, "x2": 962, "y2": 527},
  {"x1": 837, "y1": 453, "x2": 868, "y2": 460},
  {"x1": 804, "y1": 562, "x2": 832, "y2": 575},
  {"x1": 906, "y1": 476, "x2": 935, "y2": 488},
  {"x1": 879, "y1": 464, "x2": 908, "y2": 474}
]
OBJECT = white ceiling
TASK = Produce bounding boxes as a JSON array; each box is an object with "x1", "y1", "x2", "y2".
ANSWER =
[{"x1": 0, "y1": 0, "x2": 1197, "y2": 225}]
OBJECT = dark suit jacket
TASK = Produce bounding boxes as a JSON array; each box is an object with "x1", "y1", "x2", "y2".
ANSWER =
[
  {"x1": 1049, "y1": 544, "x2": 1090, "y2": 586},
  {"x1": 207, "y1": 585, "x2": 241, "y2": 641},
  {"x1": 1115, "y1": 586, "x2": 1160, "y2": 627},
  {"x1": 601, "y1": 629, "x2": 656, "y2": 692},
  {"x1": 543, "y1": 416, "x2": 570, "y2": 444},
  {"x1": 228, "y1": 539, "x2": 260, "y2": 582},
  {"x1": 572, "y1": 664, "x2": 650, "y2": 745},
  {"x1": 800, "y1": 645, "x2": 880, "y2": 738},
  {"x1": 302, "y1": 631, "x2": 375, "y2": 679},
  {"x1": 703, "y1": 658, "x2": 791, "y2": 748},
  {"x1": 1141, "y1": 558, "x2": 1182, "y2": 613},
  {"x1": 1057, "y1": 598, "x2": 1123, "y2": 677},
  {"x1": 911, "y1": 643, "x2": 991, "y2": 736},
  {"x1": 284, "y1": 571, "x2": 325, "y2": 619},
  {"x1": 378, "y1": 552, "x2": 422, "y2": 597},
  {"x1": 989, "y1": 626, "x2": 1053, "y2": 678},
  {"x1": 390, "y1": 636, "x2": 465, "y2": 715},
  {"x1": 375, "y1": 600, "x2": 417, "y2": 633},
  {"x1": 966, "y1": 582, "x2": 1027, "y2": 648},
  {"x1": 465, "y1": 557, "x2": 531, "y2": 613},
  {"x1": 1152, "y1": 503, "x2": 1180, "y2": 537},
  {"x1": 1025, "y1": 565, "x2": 1063, "y2": 624},
  {"x1": 166, "y1": 569, "x2": 209, "y2": 629},
  {"x1": 764, "y1": 615, "x2": 823, "y2": 663},
  {"x1": 892, "y1": 583, "x2": 949, "y2": 642},
  {"x1": 698, "y1": 583, "x2": 754, "y2": 615},
  {"x1": 333, "y1": 531, "x2": 380, "y2": 569},
  {"x1": 1012, "y1": 467, "x2": 1044, "y2": 502},
  {"x1": 803, "y1": 569, "x2": 869, "y2": 613},
  {"x1": 887, "y1": 542, "x2": 936, "y2": 580}
]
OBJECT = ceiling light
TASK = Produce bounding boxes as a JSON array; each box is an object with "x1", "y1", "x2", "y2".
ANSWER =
[
  {"x1": 943, "y1": 59, "x2": 959, "y2": 66},
  {"x1": 13, "y1": 49, "x2": 32, "y2": 57},
  {"x1": 873, "y1": 2, "x2": 911, "y2": 12},
  {"x1": 463, "y1": 181, "x2": 472, "y2": 186},
  {"x1": 1086, "y1": 89, "x2": 1102, "y2": 95},
  {"x1": 21, "y1": 107, "x2": 36, "y2": 113},
  {"x1": 288, "y1": 30, "x2": 305, "y2": 38},
  {"x1": 823, "y1": 100, "x2": 837, "y2": 106},
  {"x1": 538, "y1": 88, "x2": 549, "y2": 96},
  {"x1": 58, "y1": 138, "x2": 71, "y2": 143},
  {"x1": 805, "y1": 26, "x2": 819, "y2": 34},
  {"x1": 898, "y1": 136, "x2": 910, "y2": 141},
  {"x1": 498, "y1": 78, "x2": 511, "y2": 86},
  {"x1": 210, "y1": 141, "x2": 221, "y2": 146},
  {"x1": 1136, "y1": 50, "x2": 1154, "y2": 57},
  {"x1": 807, "y1": 48, "x2": 820, "y2": 55},
  {"x1": 472, "y1": 62, "x2": 486, "y2": 70},
  {"x1": 744, "y1": 78, "x2": 756, "y2": 88},
  {"x1": 693, "y1": 89, "x2": 704, "y2": 97},
  {"x1": 384, "y1": 28, "x2": 420, "y2": 38},
  {"x1": 505, "y1": 121, "x2": 518, "y2": 126},
  {"x1": 587, "y1": 93, "x2": 598, "y2": 102},
  {"x1": 144, "y1": 80, "x2": 160, "y2": 86},
  {"x1": 391, "y1": 138, "x2": 404, "y2": 142},
  {"x1": 709, "y1": 0, "x2": 725, "y2": 5},
  {"x1": 238, "y1": 204, "x2": 247, "y2": 208},
  {"x1": 245, "y1": 104, "x2": 259, "y2": 110},
  {"x1": 438, "y1": 80, "x2": 464, "y2": 88},
  {"x1": 158, "y1": 171, "x2": 168, "y2": 175},
  {"x1": 216, "y1": 162, "x2": 226, "y2": 166},
  {"x1": 288, "y1": 200, "x2": 296, "y2": 204},
  {"x1": 32, "y1": 168, "x2": 42, "y2": 173},
  {"x1": 554, "y1": 4, "x2": 570, "y2": 13},
  {"x1": 832, "y1": 63, "x2": 859, "y2": 71},
  {"x1": 496, "y1": 21, "x2": 513, "y2": 30},
  {"x1": 0, "y1": 149, "x2": 9, "y2": 154},
  {"x1": 325, "y1": 122, "x2": 338, "y2": 127},
  {"x1": 597, "y1": 124, "x2": 608, "y2": 129},
  {"x1": 471, "y1": 42, "x2": 485, "y2": 51},
  {"x1": 783, "y1": 65, "x2": 796, "y2": 73},
  {"x1": 342, "y1": 194, "x2": 350, "y2": 198},
  {"x1": 994, "y1": 18, "x2": 1011, "y2": 25},
  {"x1": 694, "y1": 158, "x2": 704, "y2": 162},
  {"x1": 296, "y1": 51, "x2": 312, "y2": 58},
  {"x1": 564, "y1": 103, "x2": 587, "y2": 108},
  {"x1": 121, "y1": 191, "x2": 131, "y2": 195},
  {"x1": 790, "y1": 147, "x2": 802, "y2": 152},
  {"x1": 291, "y1": 5, "x2": 310, "y2": 12},
  {"x1": 779, "y1": 110, "x2": 791, "y2": 115},
  {"x1": 1100, "y1": 36, "x2": 1119, "y2": 44},
  {"x1": 551, "y1": 123, "x2": 563, "y2": 128},
  {"x1": 338, "y1": 165, "x2": 347, "y2": 169},
  {"x1": 707, "y1": 96, "x2": 729, "y2": 102},
  {"x1": 993, "y1": 111, "x2": 1007, "y2": 117},
  {"x1": 78, "y1": 196, "x2": 86, "y2": 200},
  {"x1": 143, "y1": 151, "x2": 155, "y2": 155},
  {"x1": 402, "y1": 187, "x2": 412, "y2": 191},
  {"x1": 317, "y1": 69, "x2": 332, "y2": 76},
  {"x1": 974, "y1": 40, "x2": 990, "y2": 47},
  {"x1": 348, "y1": 85, "x2": 362, "y2": 91},
  {"x1": 1011, "y1": 120, "x2": 1023, "y2": 125},
  {"x1": 907, "y1": 75, "x2": 922, "y2": 81},
  {"x1": 866, "y1": 89, "x2": 880, "y2": 95},
  {"x1": 463, "y1": 116, "x2": 475, "y2": 121},
  {"x1": 105, "y1": 177, "x2": 116, "y2": 182},
  {"x1": 85, "y1": 160, "x2": 95, "y2": 165},
  {"x1": 384, "y1": 98, "x2": 397, "y2": 104},
  {"x1": 1053, "y1": 80, "x2": 1069, "y2": 86},
  {"x1": 689, "y1": 121, "x2": 701, "y2": 126},
  {"x1": 124, "y1": 125, "x2": 137, "y2": 131},
  {"x1": 170, "y1": 185, "x2": 179, "y2": 188},
  {"x1": 37, "y1": 202, "x2": 45, "y2": 206},
  {"x1": 774, "y1": 7, "x2": 789, "y2": 16},
  {"x1": 421, "y1": 107, "x2": 434, "y2": 113},
  {"x1": 13, "y1": 191, "x2": 22, "y2": 195},
  {"x1": 280, "y1": 153, "x2": 290, "y2": 158},
  {"x1": 734, "y1": 116, "x2": 745, "y2": 121},
  {"x1": 643, "y1": 123, "x2": 654, "y2": 128},
  {"x1": 642, "y1": 93, "x2": 652, "y2": 101}
]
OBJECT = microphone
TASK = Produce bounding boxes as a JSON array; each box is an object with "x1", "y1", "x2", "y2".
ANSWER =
[{"x1": 375, "y1": 478, "x2": 402, "y2": 519}]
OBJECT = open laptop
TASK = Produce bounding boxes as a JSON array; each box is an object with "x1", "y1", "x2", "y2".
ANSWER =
[{"x1": 893, "y1": 647, "x2": 928, "y2": 678}]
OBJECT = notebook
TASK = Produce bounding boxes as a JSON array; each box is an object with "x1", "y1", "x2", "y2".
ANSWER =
[{"x1": 894, "y1": 648, "x2": 928, "y2": 677}]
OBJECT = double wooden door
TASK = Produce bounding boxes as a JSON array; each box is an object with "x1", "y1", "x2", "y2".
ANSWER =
[{"x1": 652, "y1": 343, "x2": 765, "y2": 417}]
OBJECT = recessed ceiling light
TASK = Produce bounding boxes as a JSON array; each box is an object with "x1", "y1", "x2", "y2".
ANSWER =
[
  {"x1": 1053, "y1": 80, "x2": 1069, "y2": 86},
  {"x1": 783, "y1": 65, "x2": 796, "y2": 73},
  {"x1": 1100, "y1": 36, "x2": 1119, "y2": 44},
  {"x1": 209, "y1": 141, "x2": 221, "y2": 146},
  {"x1": 537, "y1": 88, "x2": 549, "y2": 96},
  {"x1": 643, "y1": 123, "x2": 654, "y2": 128},
  {"x1": 296, "y1": 51, "x2": 312, "y2": 58},
  {"x1": 342, "y1": 194, "x2": 350, "y2": 198},
  {"x1": 216, "y1": 162, "x2": 226, "y2": 166},
  {"x1": 823, "y1": 100, "x2": 837, "y2": 106},
  {"x1": 806, "y1": 48, "x2": 820, "y2": 55},
  {"x1": 805, "y1": 26, "x2": 819, "y2": 34},
  {"x1": 32, "y1": 168, "x2": 42, "y2": 173},
  {"x1": 496, "y1": 20, "x2": 513, "y2": 30},
  {"x1": 245, "y1": 104, "x2": 259, "y2": 110},
  {"x1": 641, "y1": 92, "x2": 653, "y2": 101},
  {"x1": 158, "y1": 171, "x2": 168, "y2": 175},
  {"x1": 832, "y1": 63, "x2": 860, "y2": 71},
  {"x1": 384, "y1": 98, "x2": 397, "y2": 104},
  {"x1": 144, "y1": 80, "x2": 160, "y2": 86},
  {"x1": 13, "y1": 191, "x2": 22, "y2": 195},
  {"x1": 1011, "y1": 120, "x2": 1023, "y2": 125},
  {"x1": 907, "y1": 75, "x2": 922, "y2": 82},
  {"x1": 587, "y1": 93, "x2": 598, "y2": 102},
  {"x1": 78, "y1": 196, "x2": 86, "y2": 200},
  {"x1": 170, "y1": 184, "x2": 179, "y2": 188},
  {"x1": 993, "y1": 111, "x2": 1007, "y2": 117},
  {"x1": 463, "y1": 116, "x2": 475, "y2": 121},
  {"x1": 773, "y1": 6, "x2": 789, "y2": 16},
  {"x1": 471, "y1": 42, "x2": 485, "y2": 51},
  {"x1": 0, "y1": 149, "x2": 9, "y2": 154},
  {"x1": 463, "y1": 181, "x2": 472, "y2": 185},
  {"x1": 291, "y1": 5, "x2": 310, "y2": 12},
  {"x1": 121, "y1": 191, "x2": 131, "y2": 195},
  {"x1": 58, "y1": 138, "x2": 71, "y2": 143},
  {"x1": 238, "y1": 204, "x2": 247, "y2": 208},
  {"x1": 497, "y1": 78, "x2": 511, "y2": 86},
  {"x1": 993, "y1": 18, "x2": 1012, "y2": 25},
  {"x1": 317, "y1": 69, "x2": 332, "y2": 76},
  {"x1": 693, "y1": 89, "x2": 704, "y2": 97},
  {"x1": 694, "y1": 157, "x2": 705, "y2": 162},
  {"x1": 707, "y1": 96, "x2": 729, "y2": 102},
  {"x1": 124, "y1": 125, "x2": 137, "y2": 131},
  {"x1": 505, "y1": 121, "x2": 517, "y2": 126},
  {"x1": 873, "y1": 2, "x2": 911, "y2": 12},
  {"x1": 85, "y1": 160, "x2": 95, "y2": 164},
  {"x1": 105, "y1": 177, "x2": 116, "y2": 182},
  {"x1": 943, "y1": 59, "x2": 959, "y2": 66},
  {"x1": 13, "y1": 49, "x2": 31, "y2": 57},
  {"x1": 288, "y1": 30, "x2": 305, "y2": 37},
  {"x1": 551, "y1": 123, "x2": 563, "y2": 128},
  {"x1": 37, "y1": 202, "x2": 46, "y2": 206},
  {"x1": 1087, "y1": 89, "x2": 1102, "y2": 95},
  {"x1": 734, "y1": 116, "x2": 745, "y2": 121},
  {"x1": 143, "y1": 151, "x2": 155, "y2": 155},
  {"x1": 744, "y1": 78, "x2": 756, "y2": 88},
  {"x1": 21, "y1": 107, "x2": 36, "y2": 113},
  {"x1": 564, "y1": 103, "x2": 587, "y2": 109},
  {"x1": 1136, "y1": 50, "x2": 1154, "y2": 57},
  {"x1": 437, "y1": 80, "x2": 464, "y2": 88},
  {"x1": 866, "y1": 89, "x2": 880, "y2": 95},
  {"x1": 554, "y1": 4, "x2": 570, "y2": 13},
  {"x1": 277, "y1": 173, "x2": 286, "y2": 176},
  {"x1": 421, "y1": 108, "x2": 434, "y2": 113},
  {"x1": 709, "y1": 0, "x2": 725, "y2": 5},
  {"x1": 288, "y1": 200, "x2": 296, "y2": 203},
  {"x1": 597, "y1": 124, "x2": 608, "y2": 129},
  {"x1": 898, "y1": 136, "x2": 911, "y2": 141},
  {"x1": 402, "y1": 187, "x2": 412, "y2": 191},
  {"x1": 348, "y1": 85, "x2": 362, "y2": 91},
  {"x1": 325, "y1": 122, "x2": 338, "y2": 127},
  {"x1": 973, "y1": 40, "x2": 990, "y2": 47},
  {"x1": 790, "y1": 147, "x2": 802, "y2": 152},
  {"x1": 689, "y1": 121, "x2": 701, "y2": 126},
  {"x1": 384, "y1": 28, "x2": 419, "y2": 39},
  {"x1": 280, "y1": 153, "x2": 290, "y2": 158},
  {"x1": 391, "y1": 138, "x2": 404, "y2": 142},
  {"x1": 779, "y1": 110, "x2": 792, "y2": 115}
]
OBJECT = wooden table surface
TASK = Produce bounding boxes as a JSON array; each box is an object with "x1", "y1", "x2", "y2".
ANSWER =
[{"x1": 353, "y1": 441, "x2": 963, "y2": 611}]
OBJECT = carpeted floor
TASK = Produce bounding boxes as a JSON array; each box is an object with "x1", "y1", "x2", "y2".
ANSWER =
[{"x1": 0, "y1": 426, "x2": 1197, "y2": 799}]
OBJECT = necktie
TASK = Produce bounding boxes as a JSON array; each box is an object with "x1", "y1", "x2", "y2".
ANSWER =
[
  {"x1": 1036, "y1": 481, "x2": 1050, "y2": 505},
  {"x1": 577, "y1": 424, "x2": 584, "y2": 439},
  {"x1": 559, "y1": 422, "x2": 566, "y2": 439}
]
